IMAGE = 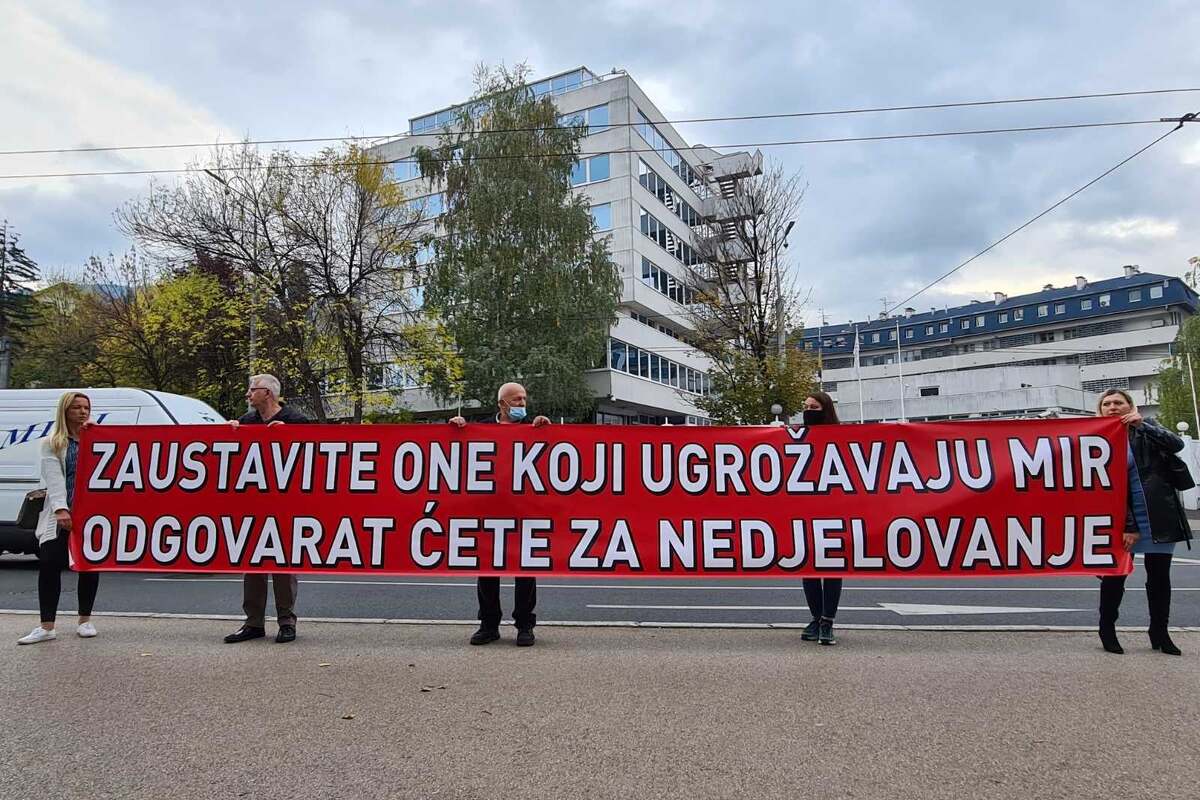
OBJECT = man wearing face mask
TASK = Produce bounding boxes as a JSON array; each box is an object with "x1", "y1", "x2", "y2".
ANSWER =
[{"x1": 449, "y1": 382, "x2": 550, "y2": 646}]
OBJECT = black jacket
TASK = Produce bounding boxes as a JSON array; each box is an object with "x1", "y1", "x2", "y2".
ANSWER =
[
  {"x1": 238, "y1": 404, "x2": 311, "y2": 425},
  {"x1": 1129, "y1": 419, "x2": 1192, "y2": 544}
]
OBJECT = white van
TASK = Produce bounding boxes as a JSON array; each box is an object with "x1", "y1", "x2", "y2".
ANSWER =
[{"x1": 0, "y1": 388, "x2": 226, "y2": 554}]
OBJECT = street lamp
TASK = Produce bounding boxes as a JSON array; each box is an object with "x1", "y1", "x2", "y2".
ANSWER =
[
  {"x1": 205, "y1": 168, "x2": 258, "y2": 380},
  {"x1": 774, "y1": 220, "x2": 796, "y2": 358}
]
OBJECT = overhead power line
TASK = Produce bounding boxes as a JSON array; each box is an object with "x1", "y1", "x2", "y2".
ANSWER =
[
  {"x1": 1, "y1": 86, "x2": 1198, "y2": 158},
  {"x1": 885, "y1": 112, "x2": 1197, "y2": 314},
  {"x1": 0, "y1": 117, "x2": 1172, "y2": 181}
]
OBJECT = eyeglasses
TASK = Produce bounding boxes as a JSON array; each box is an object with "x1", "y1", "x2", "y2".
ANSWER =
[{"x1": 247, "y1": 387, "x2": 269, "y2": 394}]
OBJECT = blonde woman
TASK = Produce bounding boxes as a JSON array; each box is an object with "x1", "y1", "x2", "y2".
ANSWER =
[{"x1": 17, "y1": 392, "x2": 101, "y2": 645}]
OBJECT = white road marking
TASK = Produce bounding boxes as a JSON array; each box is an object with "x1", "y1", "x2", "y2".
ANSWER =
[
  {"x1": 877, "y1": 602, "x2": 1085, "y2": 616},
  {"x1": 140, "y1": 578, "x2": 1200, "y2": 592},
  {"x1": 589, "y1": 603, "x2": 1085, "y2": 615},
  {"x1": 587, "y1": 604, "x2": 878, "y2": 611}
]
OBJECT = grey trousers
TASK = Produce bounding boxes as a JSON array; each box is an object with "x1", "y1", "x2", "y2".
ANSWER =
[{"x1": 242, "y1": 574, "x2": 298, "y2": 628}]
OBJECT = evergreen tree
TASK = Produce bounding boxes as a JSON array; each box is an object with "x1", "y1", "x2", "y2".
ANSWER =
[
  {"x1": 0, "y1": 222, "x2": 42, "y2": 388},
  {"x1": 415, "y1": 64, "x2": 621, "y2": 419}
]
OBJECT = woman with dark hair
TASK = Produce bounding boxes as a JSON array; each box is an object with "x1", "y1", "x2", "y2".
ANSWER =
[
  {"x1": 1096, "y1": 388, "x2": 1191, "y2": 655},
  {"x1": 800, "y1": 391, "x2": 842, "y2": 645}
]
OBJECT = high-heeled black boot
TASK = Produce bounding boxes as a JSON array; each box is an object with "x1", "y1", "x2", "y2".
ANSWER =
[
  {"x1": 1147, "y1": 581, "x2": 1182, "y2": 656},
  {"x1": 1098, "y1": 577, "x2": 1124, "y2": 654}
]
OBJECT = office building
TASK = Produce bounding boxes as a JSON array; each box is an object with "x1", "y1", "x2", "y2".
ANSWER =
[{"x1": 366, "y1": 67, "x2": 762, "y2": 424}]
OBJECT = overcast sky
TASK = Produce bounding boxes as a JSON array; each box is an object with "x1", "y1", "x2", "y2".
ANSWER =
[{"x1": 2, "y1": 0, "x2": 1197, "y2": 325}]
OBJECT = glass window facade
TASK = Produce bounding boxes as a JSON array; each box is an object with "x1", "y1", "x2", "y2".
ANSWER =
[
  {"x1": 641, "y1": 257, "x2": 697, "y2": 305},
  {"x1": 1081, "y1": 298, "x2": 1093, "y2": 310},
  {"x1": 1150, "y1": 285, "x2": 1164, "y2": 299},
  {"x1": 388, "y1": 158, "x2": 422, "y2": 182},
  {"x1": 638, "y1": 160, "x2": 705, "y2": 228},
  {"x1": 630, "y1": 310, "x2": 682, "y2": 340},
  {"x1": 411, "y1": 69, "x2": 598, "y2": 133},
  {"x1": 404, "y1": 192, "x2": 445, "y2": 219},
  {"x1": 639, "y1": 207, "x2": 701, "y2": 266},
  {"x1": 1014, "y1": 309, "x2": 1025, "y2": 320},
  {"x1": 1038, "y1": 305, "x2": 1048, "y2": 317},
  {"x1": 591, "y1": 203, "x2": 613, "y2": 231},
  {"x1": 1099, "y1": 293, "x2": 1111, "y2": 307},
  {"x1": 634, "y1": 109, "x2": 710, "y2": 199},
  {"x1": 609, "y1": 338, "x2": 710, "y2": 395},
  {"x1": 570, "y1": 154, "x2": 611, "y2": 186},
  {"x1": 559, "y1": 104, "x2": 610, "y2": 135},
  {"x1": 1129, "y1": 289, "x2": 1142, "y2": 302},
  {"x1": 1055, "y1": 303, "x2": 1066, "y2": 314}
]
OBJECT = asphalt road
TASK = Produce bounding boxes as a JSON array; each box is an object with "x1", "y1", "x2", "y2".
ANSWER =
[
  {"x1": 2, "y1": 554, "x2": 1198, "y2": 631},
  {"x1": 3, "y1": 617, "x2": 1196, "y2": 800}
]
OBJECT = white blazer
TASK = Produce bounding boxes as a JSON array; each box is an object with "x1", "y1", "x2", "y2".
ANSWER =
[{"x1": 35, "y1": 438, "x2": 71, "y2": 546}]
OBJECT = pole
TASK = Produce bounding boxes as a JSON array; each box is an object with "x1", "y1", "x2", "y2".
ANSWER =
[
  {"x1": 895, "y1": 318, "x2": 906, "y2": 422},
  {"x1": 853, "y1": 323, "x2": 864, "y2": 423},
  {"x1": 1187, "y1": 352, "x2": 1199, "y2": 431}
]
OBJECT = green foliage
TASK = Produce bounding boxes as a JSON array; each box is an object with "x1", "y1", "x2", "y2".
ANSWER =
[
  {"x1": 414, "y1": 64, "x2": 621, "y2": 419},
  {"x1": 9, "y1": 282, "x2": 98, "y2": 389},
  {"x1": 695, "y1": 345, "x2": 818, "y2": 425},
  {"x1": 1154, "y1": 314, "x2": 1200, "y2": 431}
]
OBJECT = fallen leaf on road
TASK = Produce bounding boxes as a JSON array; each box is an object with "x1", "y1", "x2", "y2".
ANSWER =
[
  {"x1": 318, "y1": 663, "x2": 332, "y2": 667},
  {"x1": 341, "y1": 714, "x2": 355, "y2": 720},
  {"x1": 481, "y1": 710, "x2": 492, "y2": 716},
  {"x1": 139, "y1": 653, "x2": 152, "y2": 657}
]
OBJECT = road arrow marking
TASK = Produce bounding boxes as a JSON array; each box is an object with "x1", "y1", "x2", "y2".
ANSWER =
[{"x1": 877, "y1": 602, "x2": 1086, "y2": 616}]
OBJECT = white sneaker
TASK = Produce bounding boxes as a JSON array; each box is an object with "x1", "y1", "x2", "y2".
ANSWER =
[
  {"x1": 77, "y1": 622, "x2": 97, "y2": 638},
  {"x1": 17, "y1": 626, "x2": 57, "y2": 645}
]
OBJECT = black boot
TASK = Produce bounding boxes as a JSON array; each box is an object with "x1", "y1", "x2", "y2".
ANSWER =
[
  {"x1": 1147, "y1": 581, "x2": 1182, "y2": 656},
  {"x1": 1098, "y1": 577, "x2": 1124, "y2": 654},
  {"x1": 800, "y1": 619, "x2": 820, "y2": 642}
]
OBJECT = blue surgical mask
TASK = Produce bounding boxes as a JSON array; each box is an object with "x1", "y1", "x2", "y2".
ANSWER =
[{"x1": 507, "y1": 406, "x2": 528, "y2": 422}]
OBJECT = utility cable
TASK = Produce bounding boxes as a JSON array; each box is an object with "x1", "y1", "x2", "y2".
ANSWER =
[
  {"x1": 0, "y1": 118, "x2": 1170, "y2": 181},
  {"x1": 885, "y1": 113, "x2": 1196, "y2": 314},
  {"x1": 2, "y1": 86, "x2": 1197, "y2": 157}
]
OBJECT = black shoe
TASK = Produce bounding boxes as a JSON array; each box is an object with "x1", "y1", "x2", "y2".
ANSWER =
[
  {"x1": 800, "y1": 619, "x2": 820, "y2": 641},
  {"x1": 818, "y1": 618, "x2": 836, "y2": 646},
  {"x1": 1099, "y1": 625, "x2": 1124, "y2": 654},
  {"x1": 1150, "y1": 629, "x2": 1182, "y2": 656},
  {"x1": 275, "y1": 624, "x2": 296, "y2": 643},
  {"x1": 224, "y1": 626, "x2": 265, "y2": 644},
  {"x1": 516, "y1": 627, "x2": 535, "y2": 647},
  {"x1": 470, "y1": 626, "x2": 500, "y2": 646}
]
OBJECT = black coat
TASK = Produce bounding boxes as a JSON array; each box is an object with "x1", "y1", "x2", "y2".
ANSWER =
[{"x1": 1129, "y1": 419, "x2": 1193, "y2": 544}]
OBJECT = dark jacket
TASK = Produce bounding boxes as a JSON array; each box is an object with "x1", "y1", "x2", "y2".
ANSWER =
[
  {"x1": 1129, "y1": 419, "x2": 1192, "y2": 544},
  {"x1": 238, "y1": 404, "x2": 311, "y2": 425}
]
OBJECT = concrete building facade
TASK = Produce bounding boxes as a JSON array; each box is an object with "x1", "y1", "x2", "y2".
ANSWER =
[
  {"x1": 802, "y1": 267, "x2": 1198, "y2": 422},
  {"x1": 365, "y1": 67, "x2": 762, "y2": 424}
]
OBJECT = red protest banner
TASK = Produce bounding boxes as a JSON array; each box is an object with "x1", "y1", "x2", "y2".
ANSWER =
[{"x1": 69, "y1": 418, "x2": 1131, "y2": 577}]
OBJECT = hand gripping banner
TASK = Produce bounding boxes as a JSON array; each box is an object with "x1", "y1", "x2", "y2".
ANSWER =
[{"x1": 70, "y1": 418, "x2": 1131, "y2": 577}]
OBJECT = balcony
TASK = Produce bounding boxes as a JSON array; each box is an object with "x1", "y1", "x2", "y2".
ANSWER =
[{"x1": 700, "y1": 149, "x2": 763, "y2": 183}]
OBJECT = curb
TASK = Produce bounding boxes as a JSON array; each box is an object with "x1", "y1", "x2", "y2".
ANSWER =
[{"x1": 2, "y1": 609, "x2": 1198, "y2": 633}]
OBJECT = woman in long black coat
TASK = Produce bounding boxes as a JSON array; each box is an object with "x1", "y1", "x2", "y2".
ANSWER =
[{"x1": 1096, "y1": 388, "x2": 1192, "y2": 655}]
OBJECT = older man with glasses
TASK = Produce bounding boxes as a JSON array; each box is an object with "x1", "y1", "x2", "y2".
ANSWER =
[{"x1": 223, "y1": 374, "x2": 311, "y2": 644}]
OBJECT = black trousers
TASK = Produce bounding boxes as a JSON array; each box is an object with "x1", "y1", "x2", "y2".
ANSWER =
[
  {"x1": 477, "y1": 577, "x2": 536, "y2": 629},
  {"x1": 802, "y1": 578, "x2": 843, "y2": 620},
  {"x1": 38, "y1": 529, "x2": 99, "y2": 623},
  {"x1": 1099, "y1": 552, "x2": 1173, "y2": 630}
]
